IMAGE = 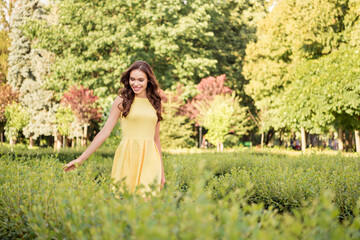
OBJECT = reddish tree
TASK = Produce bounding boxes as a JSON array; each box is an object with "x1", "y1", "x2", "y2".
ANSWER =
[
  {"x1": 180, "y1": 74, "x2": 232, "y2": 123},
  {"x1": 0, "y1": 84, "x2": 19, "y2": 146},
  {"x1": 61, "y1": 85, "x2": 102, "y2": 146},
  {"x1": 158, "y1": 88, "x2": 168, "y2": 104}
]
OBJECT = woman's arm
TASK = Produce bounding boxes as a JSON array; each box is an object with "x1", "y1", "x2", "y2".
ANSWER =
[
  {"x1": 154, "y1": 121, "x2": 166, "y2": 188},
  {"x1": 63, "y1": 96, "x2": 123, "y2": 171}
]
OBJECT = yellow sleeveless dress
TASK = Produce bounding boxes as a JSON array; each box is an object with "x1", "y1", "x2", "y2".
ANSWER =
[{"x1": 110, "y1": 97, "x2": 162, "y2": 198}]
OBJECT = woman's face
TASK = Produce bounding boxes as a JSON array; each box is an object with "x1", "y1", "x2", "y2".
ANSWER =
[{"x1": 129, "y1": 69, "x2": 148, "y2": 97}]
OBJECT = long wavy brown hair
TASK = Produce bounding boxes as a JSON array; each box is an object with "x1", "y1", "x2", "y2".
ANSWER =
[{"x1": 118, "y1": 60, "x2": 163, "y2": 122}]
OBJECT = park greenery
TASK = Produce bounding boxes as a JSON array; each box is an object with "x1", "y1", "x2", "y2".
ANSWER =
[
  {"x1": 1, "y1": 1, "x2": 360, "y2": 238},
  {"x1": 1, "y1": 148, "x2": 360, "y2": 239},
  {"x1": 0, "y1": 0, "x2": 359, "y2": 152}
]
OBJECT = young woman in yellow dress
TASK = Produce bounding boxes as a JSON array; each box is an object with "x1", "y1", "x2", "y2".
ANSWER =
[{"x1": 62, "y1": 60, "x2": 166, "y2": 199}]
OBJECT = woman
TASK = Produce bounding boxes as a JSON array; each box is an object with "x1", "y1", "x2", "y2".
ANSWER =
[{"x1": 63, "y1": 60, "x2": 166, "y2": 198}]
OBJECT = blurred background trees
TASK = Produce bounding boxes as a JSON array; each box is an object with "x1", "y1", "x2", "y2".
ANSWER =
[
  {"x1": 1, "y1": 0, "x2": 359, "y2": 152},
  {"x1": 243, "y1": 0, "x2": 360, "y2": 152}
]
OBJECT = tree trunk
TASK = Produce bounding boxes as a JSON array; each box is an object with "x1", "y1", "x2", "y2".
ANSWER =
[
  {"x1": 347, "y1": 131, "x2": 354, "y2": 152},
  {"x1": 338, "y1": 126, "x2": 344, "y2": 151},
  {"x1": 199, "y1": 126, "x2": 202, "y2": 148},
  {"x1": 63, "y1": 135, "x2": 66, "y2": 148},
  {"x1": 220, "y1": 142, "x2": 223, "y2": 152},
  {"x1": 301, "y1": 127, "x2": 306, "y2": 153},
  {"x1": 55, "y1": 132, "x2": 62, "y2": 151},
  {"x1": 72, "y1": 137, "x2": 75, "y2": 148},
  {"x1": 1, "y1": 130, "x2": 3, "y2": 147},
  {"x1": 82, "y1": 124, "x2": 88, "y2": 147},
  {"x1": 53, "y1": 132, "x2": 57, "y2": 151},
  {"x1": 77, "y1": 135, "x2": 80, "y2": 148},
  {"x1": 265, "y1": 128, "x2": 275, "y2": 145},
  {"x1": 261, "y1": 132, "x2": 264, "y2": 149},
  {"x1": 10, "y1": 137, "x2": 14, "y2": 152},
  {"x1": 29, "y1": 133, "x2": 34, "y2": 148},
  {"x1": 355, "y1": 130, "x2": 360, "y2": 153}
]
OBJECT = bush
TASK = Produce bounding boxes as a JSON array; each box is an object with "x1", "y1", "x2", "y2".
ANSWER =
[{"x1": 1, "y1": 150, "x2": 360, "y2": 239}]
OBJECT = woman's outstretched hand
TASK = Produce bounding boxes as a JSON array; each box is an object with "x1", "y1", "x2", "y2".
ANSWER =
[
  {"x1": 160, "y1": 175, "x2": 166, "y2": 190},
  {"x1": 63, "y1": 159, "x2": 83, "y2": 172}
]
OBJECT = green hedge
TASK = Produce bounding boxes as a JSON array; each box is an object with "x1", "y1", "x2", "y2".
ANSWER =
[{"x1": 1, "y1": 150, "x2": 360, "y2": 239}]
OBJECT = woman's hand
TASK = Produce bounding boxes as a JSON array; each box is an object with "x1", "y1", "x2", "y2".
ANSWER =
[
  {"x1": 63, "y1": 159, "x2": 83, "y2": 172},
  {"x1": 160, "y1": 174, "x2": 166, "y2": 190}
]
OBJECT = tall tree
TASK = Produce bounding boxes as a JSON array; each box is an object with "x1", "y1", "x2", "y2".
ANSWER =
[
  {"x1": 243, "y1": 0, "x2": 350, "y2": 147},
  {"x1": 344, "y1": 0, "x2": 360, "y2": 47},
  {"x1": 7, "y1": 0, "x2": 56, "y2": 147},
  {"x1": 0, "y1": 0, "x2": 17, "y2": 83},
  {"x1": 279, "y1": 45, "x2": 360, "y2": 152},
  {"x1": 26, "y1": 0, "x2": 266, "y2": 102},
  {"x1": 0, "y1": 30, "x2": 10, "y2": 83},
  {"x1": 207, "y1": 0, "x2": 267, "y2": 102},
  {"x1": 27, "y1": 1, "x2": 217, "y2": 97},
  {"x1": 0, "y1": 0, "x2": 17, "y2": 31}
]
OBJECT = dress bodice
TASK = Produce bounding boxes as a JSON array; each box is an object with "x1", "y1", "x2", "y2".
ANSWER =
[{"x1": 120, "y1": 97, "x2": 158, "y2": 140}]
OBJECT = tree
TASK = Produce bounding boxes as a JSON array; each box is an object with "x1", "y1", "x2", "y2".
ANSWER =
[
  {"x1": 195, "y1": 93, "x2": 250, "y2": 151},
  {"x1": 279, "y1": 45, "x2": 360, "y2": 152},
  {"x1": 0, "y1": 0, "x2": 17, "y2": 83},
  {"x1": 61, "y1": 85, "x2": 102, "y2": 146},
  {"x1": 243, "y1": 0, "x2": 353, "y2": 149},
  {"x1": 182, "y1": 74, "x2": 232, "y2": 123},
  {"x1": 7, "y1": 0, "x2": 56, "y2": 147},
  {"x1": 55, "y1": 105, "x2": 75, "y2": 149},
  {"x1": 317, "y1": 46, "x2": 360, "y2": 152},
  {"x1": 344, "y1": 0, "x2": 360, "y2": 48},
  {"x1": 206, "y1": 0, "x2": 267, "y2": 102},
  {"x1": 26, "y1": 1, "x2": 217, "y2": 96},
  {"x1": 4, "y1": 102, "x2": 29, "y2": 151},
  {"x1": 0, "y1": 0, "x2": 17, "y2": 31},
  {"x1": 277, "y1": 59, "x2": 331, "y2": 153},
  {"x1": 26, "y1": 0, "x2": 266, "y2": 102},
  {"x1": 0, "y1": 84, "x2": 19, "y2": 146},
  {"x1": 160, "y1": 89, "x2": 195, "y2": 149},
  {"x1": 0, "y1": 30, "x2": 10, "y2": 83}
]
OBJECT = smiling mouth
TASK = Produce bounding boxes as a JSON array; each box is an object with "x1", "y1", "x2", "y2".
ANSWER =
[{"x1": 132, "y1": 87, "x2": 141, "y2": 91}]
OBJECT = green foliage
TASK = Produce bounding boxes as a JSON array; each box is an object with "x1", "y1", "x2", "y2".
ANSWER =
[
  {"x1": 344, "y1": 0, "x2": 360, "y2": 47},
  {"x1": 196, "y1": 93, "x2": 251, "y2": 147},
  {"x1": 1, "y1": 151, "x2": 360, "y2": 239},
  {"x1": 160, "y1": 90, "x2": 195, "y2": 149},
  {"x1": 0, "y1": 83, "x2": 18, "y2": 126},
  {"x1": 243, "y1": 0, "x2": 352, "y2": 132},
  {"x1": 279, "y1": 45, "x2": 360, "y2": 133},
  {"x1": 55, "y1": 105, "x2": 75, "y2": 136},
  {"x1": 0, "y1": 0, "x2": 16, "y2": 82},
  {"x1": 4, "y1": 102, "x2": 29, "y2": 141},
  {"x1": 160, "y1": 114, "x2": 195, "y2": 149},
  {"x1": 0, "y1": 30, "x2": 10, "y2": 83},
  {"x1": 197, "y1": 95, "x2": 234, "y2": 146},
  {"x1": 7, "y1": 0, "x2": 56, "y2": 140},
  {"x1": 205, "y1": 0, "x2": 266, "y2": 100},
  {"x1": 25, "y1": 0, "x2": 266, "y2": 102}
]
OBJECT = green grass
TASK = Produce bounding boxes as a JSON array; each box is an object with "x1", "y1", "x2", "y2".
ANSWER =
[{"x1": 1, "y1": 148, "x2": 360, "y2": 239}]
